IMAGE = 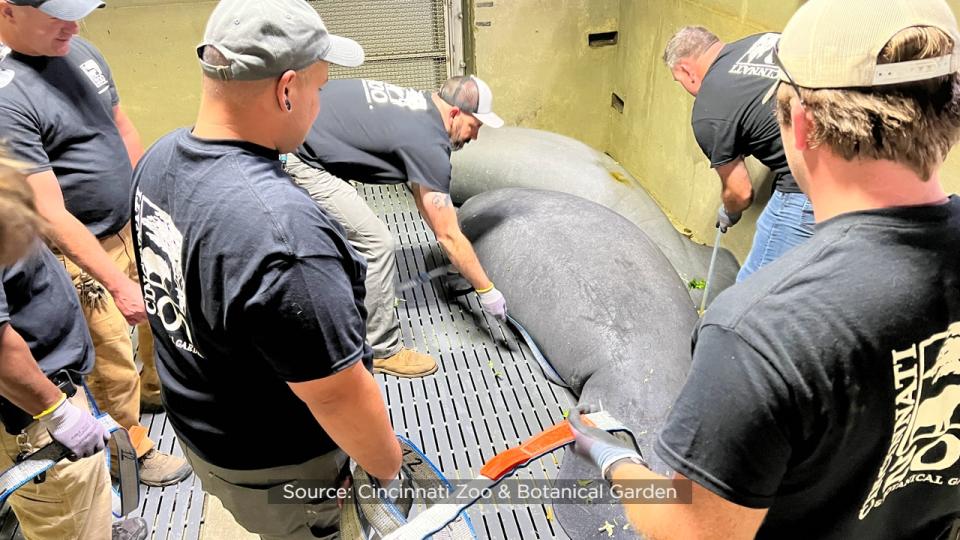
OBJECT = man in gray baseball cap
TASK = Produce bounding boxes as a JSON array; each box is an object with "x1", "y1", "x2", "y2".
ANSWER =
[{"x1": 132, "y1": 1, "x2": 402, "y2": 538}]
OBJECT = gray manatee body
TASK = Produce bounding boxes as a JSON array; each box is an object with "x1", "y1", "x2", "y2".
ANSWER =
[
  {"x1": 451, "y1": 126, "x2": 740, "y2": 306},
  {"x1": 458, "y1": 188, "x2": 697, "y2": 539}
]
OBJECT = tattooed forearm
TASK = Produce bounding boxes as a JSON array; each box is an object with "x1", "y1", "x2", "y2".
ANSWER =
[{"x1": 431, "y1": 193, "x2": 452, "y2": 209}]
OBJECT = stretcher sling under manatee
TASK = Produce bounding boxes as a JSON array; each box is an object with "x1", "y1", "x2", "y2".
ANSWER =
[{"x1": 361, "y1": 410, "x2": 637, "y2": 540}]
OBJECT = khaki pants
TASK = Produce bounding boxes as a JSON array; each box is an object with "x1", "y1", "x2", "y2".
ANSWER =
[
  {"x1": 185, "y1": 445, "x2": 346, "y2": 540},
  {"x1": 0, "y1": 389, "x2": 112, "y2": 540},
  {"x1": 59, "y1": 225, "x2": 155, "y2": 457},
  {"x1": 285, "y1": 154, "x2": 402, "y2": 359}
]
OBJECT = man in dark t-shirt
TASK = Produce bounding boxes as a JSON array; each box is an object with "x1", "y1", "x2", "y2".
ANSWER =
[
  {"x1": 0, "y1": 165, "x2": 146, "y2": 539},
  {"x1": 0, "y1": 0, "x2": 186, "y2": 486},
  {"x1": 664, "y1": 28, "x2": 815, "y2": 282},
  {"x1": 286, "y1": 75, "x2": 506, "y2": 378},
  {"x1": 569, "y1": 1, "x2": 960, "y2": 538},
  {"x1": 132, "y1": 2, "x2": 401, "y2": 537}
]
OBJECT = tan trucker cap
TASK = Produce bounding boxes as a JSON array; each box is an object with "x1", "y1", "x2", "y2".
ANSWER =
[{"x1": 766, "y1": 0, "x2": 960, "y2": 102}]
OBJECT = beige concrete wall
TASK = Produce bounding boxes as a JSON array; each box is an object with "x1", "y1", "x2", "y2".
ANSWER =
[
  {"x1": 81, "y1": 0, "x2": 216, "y2": 146},
  {"x1": 469, "y1": 0, "x2": 620, "y2": 152}
]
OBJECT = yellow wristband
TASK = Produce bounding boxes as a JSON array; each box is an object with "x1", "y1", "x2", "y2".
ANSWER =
[
  {"x1": 33, "y1": 392, "x2": 67, "y2": 420},
  {"x1": 475, "y1": 283, "x2": 495, "y2": 294}
]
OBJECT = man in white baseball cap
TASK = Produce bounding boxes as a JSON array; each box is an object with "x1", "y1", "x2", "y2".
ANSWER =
[
  {"x1": 284, "y1": 74, "x2": 507, "y2": 380},
  {"x1": 0, "y1": 0, "x2": 193, "y2": 494},
  {"x1": 132, "y1": 1, "x2": 403, "y2": 538},
  {"x1": 569, "y1": 1, "x2": 960, "y2": 538}
]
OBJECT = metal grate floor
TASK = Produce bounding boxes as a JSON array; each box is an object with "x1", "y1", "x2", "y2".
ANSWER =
[{"x1": 0, "y1": 184, "x2": 576, "y2": 540}]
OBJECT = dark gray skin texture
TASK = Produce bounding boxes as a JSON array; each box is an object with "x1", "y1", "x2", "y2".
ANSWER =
[
  {"x1": 459, "y1": 188, "x2": 697, "y2": 539},
  {"x1": 451, "y1": 126, "x2": 740, "y2": 307}
]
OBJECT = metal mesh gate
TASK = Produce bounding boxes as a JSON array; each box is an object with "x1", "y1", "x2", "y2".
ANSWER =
[{"x1": 308, "y1": 0, "x2": 452, "y2": 91}]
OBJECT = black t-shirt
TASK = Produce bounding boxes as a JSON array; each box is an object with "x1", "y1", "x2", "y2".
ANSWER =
[
  {"x1": 297, "y1": 79, "x2": 453, "y2": 193},
  {"x1": 0, "y1": 38, "x2": 133, "y2": 238},
  {"x1": 692, "y1": 33, "x2": 799, "y2": 193},
  {"x1": 657, "y1": 196, "x2": 960, "y2": 539},
  {"x1": 0, "y1": 242, "x2": 94, "y2": 377},
  {"x1": 131, "y1": 128, "x2": 373, "y2": 470}
]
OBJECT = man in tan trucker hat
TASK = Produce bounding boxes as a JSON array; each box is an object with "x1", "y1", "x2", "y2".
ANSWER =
[{"x1": 569, "y1": 0, "x2": 960, "y2": 538}]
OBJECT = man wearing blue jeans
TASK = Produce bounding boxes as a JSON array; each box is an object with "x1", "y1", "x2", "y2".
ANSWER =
[{"x1": 663, "y1": 27, "x2": 815, "y2": 282}]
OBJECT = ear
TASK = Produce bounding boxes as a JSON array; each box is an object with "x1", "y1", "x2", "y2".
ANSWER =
[
  {"x1": 1, "y1": 5, "x2": 15, "y2": 20},
  {"x1": 675, "y1": 62, "x2": 696, "y2": 84},
  {"x1": 790, "y1": 99, "x2": 811, "y2": 151},
  {"x1": 448, "y1": 106, "x2": 461, "y2": 121},
  {"x1": 275, "y1": 70, "x2": 297, "y2": 112}
]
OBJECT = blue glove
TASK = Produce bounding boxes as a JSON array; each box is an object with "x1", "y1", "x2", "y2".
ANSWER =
[
  {"x1": 716, "y1": 205, "x2": 742, "y2": 233},
  {"x1": 568, "y1": 406, "x2": 644, "y2": 480},
  {"x1": 478, "y1": 286, "x2": 507, "y2": 321},
  {"x1": 38, "y1": 396, "x2": 111, "y2": 460}
]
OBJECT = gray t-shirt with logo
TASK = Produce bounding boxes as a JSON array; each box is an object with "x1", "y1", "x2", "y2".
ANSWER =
[
  {"x1": 692, "y1": 33, "x2": 799, "y2": 193},
  {"x1": 0, "y1": 37, "x2": 133, "y2": 238},
  {"x1": 657, "y1": 197, "x2": 960, "y2": 538},
  {"x1": 297, "y1": 79, "x2": 453, "y2": 193}
]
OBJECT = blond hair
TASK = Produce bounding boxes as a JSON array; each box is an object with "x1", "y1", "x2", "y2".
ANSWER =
[
  {"x1": 777, "y1": 26, "x2": 960, "y2": 180},
  {"x1": 0, "y1": 161, "x2": 43, "y2": 265},
  {"x1": 663, "y1": 26, "x2": 720, "y2": 68}
]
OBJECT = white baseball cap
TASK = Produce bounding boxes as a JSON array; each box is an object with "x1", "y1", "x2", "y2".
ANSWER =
[{"x1": 440, "y1": 75, "x2": 504, "y2": 128}]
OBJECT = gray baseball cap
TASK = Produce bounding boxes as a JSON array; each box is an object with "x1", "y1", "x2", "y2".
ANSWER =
[
  {"x1": 7, "y1": 0, "x2": 105, "y2": 21},
  {"x1": 197, "y1": 0, "x2": 364, "y2": 81}
]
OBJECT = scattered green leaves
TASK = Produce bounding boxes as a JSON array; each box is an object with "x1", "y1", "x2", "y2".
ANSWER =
[
  {"x1": 577, "y1": 479, "x2": 593, "y2": 487},
  {"x1": 599, "y1": 521, "x2": 615, "y2": 537},
  {"x1": 688, "y1": 278, "x2": 706, "y2": 290}
]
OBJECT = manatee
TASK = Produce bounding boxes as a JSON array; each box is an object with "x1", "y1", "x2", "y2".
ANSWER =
[
  {"x1": 451, "y1": 126, "x2": 740, "y2": 307},
  {"x1": 458, "y1": 188, "x2": 697, "y2": 539}
]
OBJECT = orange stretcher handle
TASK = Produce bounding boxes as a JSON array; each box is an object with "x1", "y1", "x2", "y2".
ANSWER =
[{"x1": 479, "y1": 416, "x2": 597, "y2": 481}]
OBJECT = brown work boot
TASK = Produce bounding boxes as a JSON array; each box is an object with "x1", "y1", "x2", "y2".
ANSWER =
[
  {"x1": 138, "y1": 448, "x2": 193, "y2": 487},
  {"x1": 373, "y1": 348, "x2": 438, "y2": 378}
]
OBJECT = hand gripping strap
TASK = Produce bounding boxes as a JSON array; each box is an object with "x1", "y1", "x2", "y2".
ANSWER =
[
  {"x1": 341, "y1": 436, "x2": 477, "y2": 539},
  {"x1": 384, "y1": 411, "x2": 635, "y2": 540},
  {"x1": 0, "y1": 414, "x2": 120, "y2": 505}
]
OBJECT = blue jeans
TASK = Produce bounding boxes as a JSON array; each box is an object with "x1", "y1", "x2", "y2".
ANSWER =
[{"x1": 736, "y1": 190, "x2": 816, "y2": 282}]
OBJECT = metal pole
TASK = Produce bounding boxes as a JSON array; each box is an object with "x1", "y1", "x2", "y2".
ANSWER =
[{"x1": 699, "y1": 227, "x2": 725, "y2": 314}]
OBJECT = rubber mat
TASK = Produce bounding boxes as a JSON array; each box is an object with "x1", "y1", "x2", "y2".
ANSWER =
[{"x1": 0, "y1": 183, "x2": 576, "y2": 540}]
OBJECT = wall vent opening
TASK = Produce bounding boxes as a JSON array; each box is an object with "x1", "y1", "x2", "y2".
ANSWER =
[
  {"x1": 589, "y1": 31, "x2": 619, "y2": 48},
  {"x1": 611, "y1": 92, "x2": 625, "y2": 113}
]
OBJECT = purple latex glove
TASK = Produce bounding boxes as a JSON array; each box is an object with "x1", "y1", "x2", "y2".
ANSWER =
[
  {"x1": 478, "y1": 287, "x2": 507, "y2": 321},
  {"x1": 38, "y1": 398, "x2": 111, "y2": 460}
]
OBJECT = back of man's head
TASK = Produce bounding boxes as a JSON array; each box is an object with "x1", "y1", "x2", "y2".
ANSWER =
[
  {"x1": 195, "y1": 0, "x2": 363, "y2": 151},
  {"x1": 0, "y1": 159, "x2": 43, "y2": 266},
  {"x1": 663, "y1": 26, "x2": 720, "y2": 68},
  {"x1": 774, "y1": 0, "x2": 960, "y2": 180}
]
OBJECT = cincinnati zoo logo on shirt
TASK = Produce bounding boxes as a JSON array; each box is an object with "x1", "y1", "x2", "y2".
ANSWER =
[
  {"x1": 729, "y1": 33, "x2": 780, "y2": 80},
  {"x1": 133, "y1": 190, "x2": 203, "y2": 358},
  {"x1": 859, "y1": 322, "x2": 960, "y2": 519},
  {"x1": 362, "y1": 79, "x2": 428, "y2": 112},
  {"x1": 79, "y1": 59, "x2": 109, "y2": 93}
]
